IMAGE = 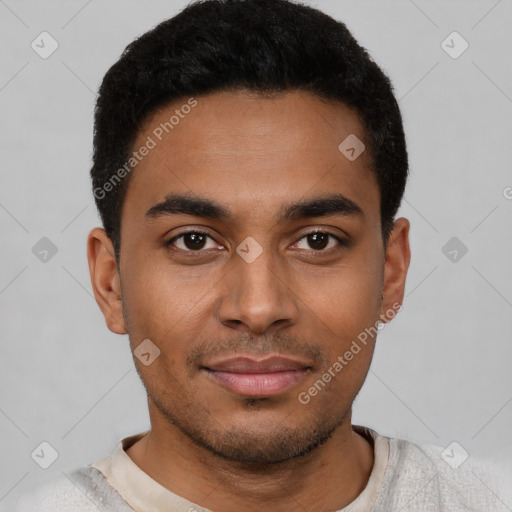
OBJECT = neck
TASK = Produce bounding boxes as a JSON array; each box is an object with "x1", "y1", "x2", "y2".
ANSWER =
[{"x1": 126, "y1": 409, "x2": 374, "y2": 512}]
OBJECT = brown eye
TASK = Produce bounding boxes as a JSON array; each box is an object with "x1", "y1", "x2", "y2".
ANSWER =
[
  {"x1": 295, "y1": 231, "x2": 346, "y2": 252},
  {"x1": 307, "y1": 232, "x2": 329, "y2": 250},
  {"x1": 166, "y1": 231, "x2": 217, "y2": 252}
]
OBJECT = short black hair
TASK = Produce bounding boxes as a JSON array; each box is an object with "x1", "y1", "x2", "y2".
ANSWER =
[{"x1": 90, "y1": 0, "x2": 408, "y2": 262}]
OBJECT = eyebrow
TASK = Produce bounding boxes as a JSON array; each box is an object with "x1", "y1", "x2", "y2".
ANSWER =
[{"x1": 145, "y1": 192, "x2": 364, "y2": 222}]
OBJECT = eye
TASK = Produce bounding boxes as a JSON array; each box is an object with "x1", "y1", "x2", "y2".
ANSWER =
[
  {"x1": 165, "y1": 229, "x2": 347, "y2": 255},
  {"x1": 294, "y1": 231, "x2": 346, "y2": 252},
  {"x1": 166, "y1": 231, "x2": 220, "y2": 252}
]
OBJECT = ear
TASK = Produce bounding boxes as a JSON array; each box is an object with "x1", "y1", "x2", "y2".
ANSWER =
[
  {"x1": 87, "y1": 227, "x2": 127, "y2": 334},
  {"x1": 380, "y1": 217, "x2": 411, "y2": 323}
]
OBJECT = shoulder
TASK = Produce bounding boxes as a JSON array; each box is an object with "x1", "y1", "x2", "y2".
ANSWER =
[
  {"x1": 15, "y1": 465, "x2": 135, "y2": 512},
  {"x1": 15, "y1": 469, "x2": 95, "y2": 512},
  {"x1": 373, "y1": 436, "x2": 512, "y2": 511}
]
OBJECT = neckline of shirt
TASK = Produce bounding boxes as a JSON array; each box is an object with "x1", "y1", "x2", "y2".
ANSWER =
[{"x1": 90, "y1": 424, "x2": 390, "y2": 512}]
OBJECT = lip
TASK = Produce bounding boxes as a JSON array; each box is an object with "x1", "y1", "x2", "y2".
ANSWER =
[
  {"x1": 205, "y1": 355, "x2": 312, "y2": 373},
  {"x1": 202, "y1": 355, "x2": 311, "y2": 397}
]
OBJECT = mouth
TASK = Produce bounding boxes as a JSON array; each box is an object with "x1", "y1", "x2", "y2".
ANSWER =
[{"x1": 201, "y1": 355, "x2": 312, "y2": 397}]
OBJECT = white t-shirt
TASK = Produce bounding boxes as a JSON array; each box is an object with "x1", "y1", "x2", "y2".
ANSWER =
[{"x1": 15, "y1": 425, "x2": 512, "y2": 511}]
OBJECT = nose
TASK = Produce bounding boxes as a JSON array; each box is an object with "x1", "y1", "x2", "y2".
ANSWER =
[{"x1": 217, "y1": 243, "x2": 299, "y2": 334}]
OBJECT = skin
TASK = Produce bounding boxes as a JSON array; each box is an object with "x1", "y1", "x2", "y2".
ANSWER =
[{"x1": 87, "y1": 89, "x2": 410, "y2": 512}]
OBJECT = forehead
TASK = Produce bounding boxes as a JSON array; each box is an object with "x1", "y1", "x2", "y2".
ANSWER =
[{"x1": 121, "y1": 89, "x2": 380, "y2": 229}]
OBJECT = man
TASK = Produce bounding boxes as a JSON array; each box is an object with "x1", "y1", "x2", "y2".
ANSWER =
[{"x1": 17, "y1": 0, "x2": 510, "y2": 510}]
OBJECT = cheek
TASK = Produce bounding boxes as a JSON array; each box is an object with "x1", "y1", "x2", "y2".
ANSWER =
[
  {"x1": 304, "y1": 260, "x2": 382, "y2": 338},
  {"x1": 121, "y1": 259, "x2": 218, "y2": 382},
  {"x1": 298, "y1": 250, "x2": 383, "y2": 386},
  {"x1": 123, "y1": 257, "x2": 209, "y2": 330}
]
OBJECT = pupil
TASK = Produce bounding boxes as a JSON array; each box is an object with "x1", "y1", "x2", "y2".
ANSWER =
[
  {"x1": 182, "y1": 233, "x2": 329, "y2": 251},
  {"x1": 185, "y1": 233, "x2": 206, "y2": 250},
  {"x1": 309, "y1": 233, "x2": 328, "y2": 250}
]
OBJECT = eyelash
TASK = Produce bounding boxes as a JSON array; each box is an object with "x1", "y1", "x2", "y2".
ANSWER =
[{"x1": 165, "y1": 230, "x2": 347, "y2": 256}]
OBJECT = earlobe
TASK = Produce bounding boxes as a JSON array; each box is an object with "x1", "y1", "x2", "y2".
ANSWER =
[
  {"x1": 87, "y1": 227, "x2": 127, "y2": 335},
  {"x1": 380, "y1": 218, "x2": 411, "y2": 323}
]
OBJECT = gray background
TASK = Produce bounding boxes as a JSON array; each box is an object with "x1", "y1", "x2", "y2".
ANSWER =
[{"x1": 1, "y1": 0, "x2": 511, "y2": 507}]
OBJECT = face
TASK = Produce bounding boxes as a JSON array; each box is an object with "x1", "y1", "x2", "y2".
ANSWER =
[{"x1": 88, "y1": 89, "x2": 410, "y2": 465}]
